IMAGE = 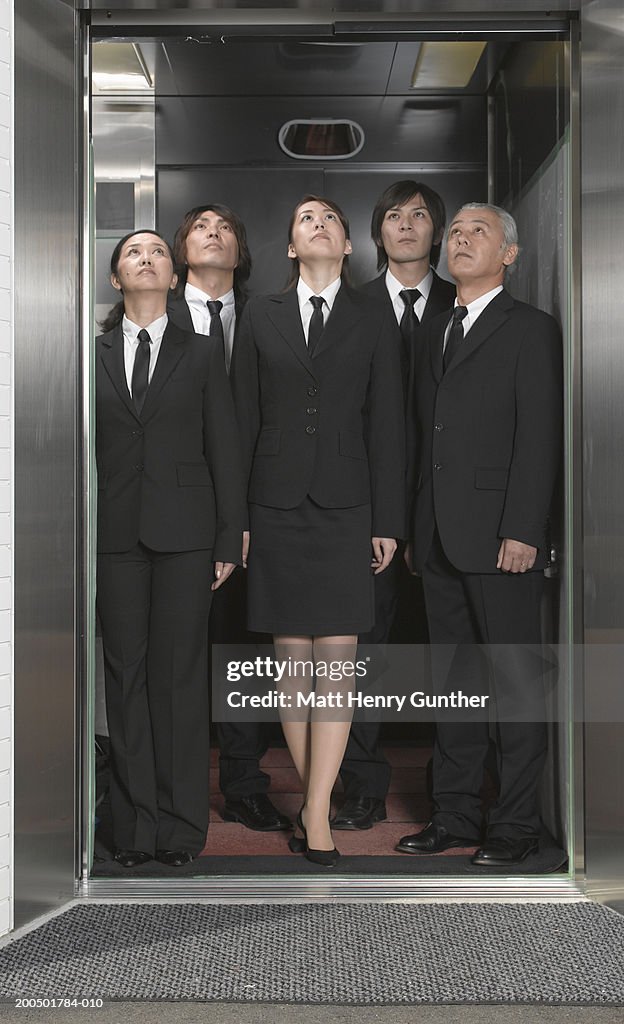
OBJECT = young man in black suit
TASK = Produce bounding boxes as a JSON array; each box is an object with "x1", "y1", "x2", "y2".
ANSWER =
[
  {"x1": 396, "y1": 203, "x2": 562, "y2": 867},
  {"x1": 333, "y1": 181, "x2": 455, "y2": 832},
  {"x1": 168, "y1": 205, "x2": 290, "y2": 834}
]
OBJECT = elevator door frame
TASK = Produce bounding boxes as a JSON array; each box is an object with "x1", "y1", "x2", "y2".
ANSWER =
[{"x1": 79, "y1": 10, "x2": 583, "y2": 903}]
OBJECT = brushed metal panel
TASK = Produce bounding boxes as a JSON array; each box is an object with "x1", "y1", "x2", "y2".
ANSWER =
[
  {"x1": 581, "y1": 0, "x2": 624, "y2": 906},
  {"x1": 154, "y1": 39, "x2": 398, "y2": 97},
  {"x1": 491, "y1": 40, "x2": 567, "y2": 204},
  {"x1": 88, "y1": 3, "x2": 574, "y2": 19},
  {"x1": 155, "y1": 95, "x2": 487, "y2": 167},
  {"x1": 509, "y1": 141, "x2": 571, "y2": 849},
  {"x1": 14, "y1": 0, "x2": 80, "y2": 927},
  {"x1": 81, "y1": 876, "x2": 583, "y2": 901},
  {"x1": 157, "y1": 165, "x2": 485, "y2": 297},
  {"x1": 93, "y1": 94, "x2": 155, "y2": 313}
]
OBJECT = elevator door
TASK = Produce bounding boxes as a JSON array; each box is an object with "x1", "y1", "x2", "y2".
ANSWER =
[{"x1": 87, "y1": 21, "x2": 577, "y2": 896}]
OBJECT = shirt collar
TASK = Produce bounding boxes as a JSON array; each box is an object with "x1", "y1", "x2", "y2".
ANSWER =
[
  {"x1": 458, "y1": 284, "x2": 504, "y2": 323},
  {"x1": 122, "y1": 312, "x2": 168, "y2": 345},
  {"x1": 385, "y1": 267, "x2": 433, "y2": 303},
  {"x1": 297, "y1": 275, "x2": 342, "y2": 312},
  {"x1": 185, "y1": 282, "x2": 235, "y2": 308}
]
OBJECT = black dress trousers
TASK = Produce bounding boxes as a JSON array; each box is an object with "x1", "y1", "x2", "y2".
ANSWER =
[
  {"x1": 209, "y1": 566, "x2": 272, "y2": 799},
  {"x1": 97, "y1": 543, "x2": 213, "y2": 855},
  {"x1": 338, "y1": 560, "x2": 397, "y2": 800},
  {"x1": 422, "y1": 530, "x2": 547, "y2": 840}
]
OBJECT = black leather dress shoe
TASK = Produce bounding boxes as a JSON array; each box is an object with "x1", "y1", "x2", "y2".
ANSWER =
[
  {"x1": 155, "y1": 849, "x2": 194, "y2": 867},
  {"x1": 288, "y1": 834, "x2": 307, "y2": 854},
  {"x1": 471, "y1": 836, "x2": 539, "y2": 867},
  {"x1": 113, "y1": 849, "x2": 153, "y2": 868},
  {"x1": 222, "y1": 793, "x2": 291, "y2": 831},
  {"x1": 331, "y1": 797, "x2": 387, "y2": 831},
  {"x1": 395, "y1": 821, "x2": 477, "y2": 855}
]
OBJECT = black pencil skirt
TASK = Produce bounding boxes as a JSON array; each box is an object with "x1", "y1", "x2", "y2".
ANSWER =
[{"x1": 247, "y1": 496, "x2": 374, "y2": 635}]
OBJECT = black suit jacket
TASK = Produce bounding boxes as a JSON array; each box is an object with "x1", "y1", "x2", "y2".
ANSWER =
[
  {"x1": 166, "y1": 293, "x2": 196, "y2": 334},
  {"x1": 231, "y1": 284, "x2": 406, "y2": 539},
  {"x1": 360, "y1": 269, "x2": 456, "y2": 324},
  {"x1": 360, "y1": 270, "x2": 456, "y2": 380},
  {"x1": 167, "y1": 293, "x2": 246, "y2": 372},
  {"x1": 96, "y1": 320, "x2": 245, "y2": 560},
  {"x1": 167, "y1": 293, "x2": 246, "y2": 334},
  {"x1": 409, "y1": 288, "x2": 562, "y2": 573}
]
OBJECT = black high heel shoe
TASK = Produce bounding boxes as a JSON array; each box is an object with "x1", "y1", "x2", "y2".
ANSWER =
[
  {"x1": 288, "y1": 808, "x2": 306, "y2": 854},
  {"x1": 299, "y1": 808, "x2": 341, "y2": 868}
]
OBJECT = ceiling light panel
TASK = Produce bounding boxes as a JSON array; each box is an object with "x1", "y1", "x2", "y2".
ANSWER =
[
  {"x1": 92, "y1": 42, "x2": 153, "y2": 93},
  {"x1": 411, "y1": 42, "x2": 486, "y2": 90}
]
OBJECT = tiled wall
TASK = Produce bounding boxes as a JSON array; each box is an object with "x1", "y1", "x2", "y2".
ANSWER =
[{"x1": 0, "y1": 0, "x2": 12, "y2": 937}]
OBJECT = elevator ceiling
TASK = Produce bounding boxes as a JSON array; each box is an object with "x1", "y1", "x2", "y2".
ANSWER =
[{"x1": 93, "y1": 38, "x2": 506, "y2": 98}]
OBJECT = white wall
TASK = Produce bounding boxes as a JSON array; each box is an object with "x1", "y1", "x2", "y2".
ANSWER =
[{"x1": 0, "y1": 0, "x2": 12, "y2": 937}]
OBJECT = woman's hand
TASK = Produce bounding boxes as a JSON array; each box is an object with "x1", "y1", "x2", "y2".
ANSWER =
[
  {"x1": 371, "y1": 537, "x2": 397, "y2": 574},
  {"x1": 242, "y1": 530, "x2": 250, "y2": 568},
  {"x1": 212, "y1": 561, "x2": 236, "y2": 590}
]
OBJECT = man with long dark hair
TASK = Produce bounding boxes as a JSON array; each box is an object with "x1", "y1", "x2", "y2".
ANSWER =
[
  {"x1": 168, "y1": 204, "x2": 251, "y2": 369},
  {"x1": 168, "y1": 204, "x2": 290, "y2": 835}
]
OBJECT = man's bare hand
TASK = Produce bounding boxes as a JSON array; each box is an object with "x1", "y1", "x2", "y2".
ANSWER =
[{"x1": 497, "y1": 538, "x2": 537, "y2": 573}]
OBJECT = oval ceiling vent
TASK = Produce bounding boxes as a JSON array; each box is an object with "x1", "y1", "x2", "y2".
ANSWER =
[{"x1": 278, "y1": 119, "x2": 365, "y2": 160}]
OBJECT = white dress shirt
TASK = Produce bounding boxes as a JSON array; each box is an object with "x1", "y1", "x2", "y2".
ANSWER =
[
  {"x1": 122, "y1": 312, "x2": 168, "y2": 395},
  {"x1": 443, "y1": 284, "x2": 504, "y2": 352},
  {"x1": 184, "y1": 282, "x2": 236, "y2": 371},
  {"x1": 385, "y1": 267, "x2": 433, "y2": 325},
  {"x1": 296, "y1": 276, "x2": 342, "y2": 344}
]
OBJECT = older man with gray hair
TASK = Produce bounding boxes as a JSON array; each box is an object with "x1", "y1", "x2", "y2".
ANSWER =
[{"x1": 397, "y1": 203, "x2": 562, "y2": 867}]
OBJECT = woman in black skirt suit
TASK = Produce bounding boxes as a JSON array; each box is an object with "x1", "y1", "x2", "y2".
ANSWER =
[
  {"x1": 231, "y1": 197, "x2": 405, "y2": 865},
  {"x1": 96, "y1": 230, "x2": 245, "y2": 868}
]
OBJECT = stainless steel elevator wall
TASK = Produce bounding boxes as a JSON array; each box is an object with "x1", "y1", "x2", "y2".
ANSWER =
[
  {"x1": 489, "y1": 38, "x2": 571, "y2": 846},
  {"x1": 581, "y1": 0, "x2": 624, "y2": 907},
  {"x1": 14, "y1": 0, "x2": 79, "y2": 927}
]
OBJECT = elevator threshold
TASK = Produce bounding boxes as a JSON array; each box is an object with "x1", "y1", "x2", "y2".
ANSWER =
[{"x1": 92, "y1": 745, "x2": 567, "y2": 879}]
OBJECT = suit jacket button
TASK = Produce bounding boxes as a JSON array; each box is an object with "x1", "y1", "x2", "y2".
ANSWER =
[
  {"x1": 434, "y1": 423, "x2": 444, "y2": 431},
  {"x1": 305, "y1": 425, "x2": 316, "y2": 435},
  {"x1": 434, "y1": 462, "x2": 442, "y2": 471},
  {"x1": 307, "y1": 386, "x2": 318, "y2": 397},
  {"x1": 134, "y1": 463, "x2": 144, "y2": 472},
  {"x1": 306, "y1": 407, "x2": 317, "y2": 415}
]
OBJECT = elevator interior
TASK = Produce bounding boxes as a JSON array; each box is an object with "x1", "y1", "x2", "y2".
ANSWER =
[{"x1": 87, "y1": 20, "x2": 575, "y2": 885}]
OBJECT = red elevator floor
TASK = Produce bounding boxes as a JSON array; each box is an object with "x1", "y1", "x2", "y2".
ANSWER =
[{"x1": 201, "y1": 745, "x2": 478, "y2": 858}]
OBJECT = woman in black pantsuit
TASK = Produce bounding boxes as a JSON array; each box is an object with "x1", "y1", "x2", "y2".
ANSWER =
[
  {"x1": 96, "y1": 230, "x2": 245, "y2": 869},
  {"x1": 231, "y1": 197, "x2": 405, "y2": 865}
]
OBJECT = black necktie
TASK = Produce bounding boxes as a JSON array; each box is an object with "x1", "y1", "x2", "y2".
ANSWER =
[
  {"x1": 132, "y1": 328, "x2": 151, "y2": 415},
  {"x1": 308, "y1": 295, "x2": 325, "y2": 356},
  {"x1": 399, "y1": 288, "x2": 422, "y2": 358},
  {"x1": 207, "y1": 299, "x2": 225, "y2": 358},
  {"x1": 443, "y1": 305, "x2": 469, "y2": 373}
]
